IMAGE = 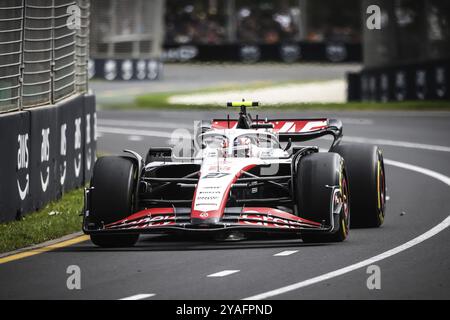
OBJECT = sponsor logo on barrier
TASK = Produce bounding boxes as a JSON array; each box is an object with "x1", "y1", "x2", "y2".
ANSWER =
[
  {"x1": 94, "y1": 59, "x2": 160, "y2": 80},
  {"x1": 74, "y1": 117, "x2": 82, "y2": 178},
  {"x1": 326, "y1": 43, "x2": 347, "y2": 62},
  {"x1": 435, "y1": 67, "x2": 446, "y2": 98},
  {"x1": 416, "y1": 70, "x2": 427, "y2": 100},
  {"x1": 86, "y1": 114, "x2": 92, "y2": 171},
  {"x1": 60, "y1": 123, "x2": 67, "y2": 186},
  {"x1": 148, "y1": 60, "x2": 159, "y2": 80},
  {"x1": 121, "y1": 60, "x2": 133, "y2": 80},
  {"x1": 17, "y1": 133, "x2": 29, "y2": 201},
  {"x1": 280, "y1": 44, "x2": 300, "y2": 63},
  {"x1": 88, "y1": 59, "x2": 95, "y2": 79},
  {"x1": 104, "y1": 60, "x2": 117, "y2": 81},
  {"x1": 240, "y1": 45, "x2": 260, "y2": 63},
  {"x1": 395, "y1": 71, "x2": 406, "y2": 101},
  {"x1": 136, "y1": 60, "x2": 146, "y2": 80},
  {"x1": 163, "y1": 46, "x2": 198, "y2": 62},
  {"x1": 40, "y1": 128, "x2": 50, "y2": 192}
]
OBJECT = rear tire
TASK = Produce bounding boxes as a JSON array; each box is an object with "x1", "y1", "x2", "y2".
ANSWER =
[
  {"x1": 89, "y1": 156, "x2": 139, "y2": 247},
  {"x1": 330, "y1": 144, "x2": 386, "y2": 228},
  {"x1": 296, "y1": 153, "x2": 350, "y2": 243}
]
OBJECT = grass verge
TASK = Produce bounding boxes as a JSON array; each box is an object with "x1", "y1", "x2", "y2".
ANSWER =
[{"x1": 0, "y1": 188, "x2": 84, "y2": 254}]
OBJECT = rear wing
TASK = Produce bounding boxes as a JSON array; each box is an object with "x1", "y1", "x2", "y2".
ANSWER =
[
  {"x1": 213, "y1": 101, "x2": 343, "y2": 147},
  {"x1": 211, "y1": 118, "x2": 343, "y2": 145}
]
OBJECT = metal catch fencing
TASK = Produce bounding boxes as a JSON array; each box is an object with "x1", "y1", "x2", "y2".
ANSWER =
[{"x1": 0, "y1": 0, "x2": 90, "y2": 113}]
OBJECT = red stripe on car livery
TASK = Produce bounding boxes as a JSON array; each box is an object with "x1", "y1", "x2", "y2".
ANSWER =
[{"x1": 211, "y1": 119, "x2": 328, "y2": 133}]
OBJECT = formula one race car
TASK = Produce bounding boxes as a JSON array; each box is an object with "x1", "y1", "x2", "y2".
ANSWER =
[{"x1": 82, "y1": 101, "x2": 386, "y2": 247}]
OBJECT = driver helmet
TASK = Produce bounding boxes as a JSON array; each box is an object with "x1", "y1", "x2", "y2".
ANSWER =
[{"x1": 234, "y1": 136, "x2": 252, "y2": 157}]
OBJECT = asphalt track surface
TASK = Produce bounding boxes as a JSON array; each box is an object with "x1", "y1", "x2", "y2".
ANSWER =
[{"x1": 1, "y1": 107, "x2": 450, "y2": 300}]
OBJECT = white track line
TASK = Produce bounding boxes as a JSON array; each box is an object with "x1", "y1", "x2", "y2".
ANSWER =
[
  {"x1": 274, "y1": 250, "x2": 298, "y2": 256},
  {"x1": 243, "y1": 158, "x2": 450, "y2": 300},
  {"x1": 207, "y1": 270, "x2": 240, "y2": 277},
  {"x1": 120, "y1": 293, "x2": 155, "y2": 300},
  {"x1": 343, "y1": 136, "x2": 450, "y2": 153},
  {"x1": 385, "y1": 159, "x2": 450, "y2": 185}
]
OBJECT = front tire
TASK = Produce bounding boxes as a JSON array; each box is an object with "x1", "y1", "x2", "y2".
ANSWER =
[
  {"x1": 89, "y1": 156, "x2": 139, "y2": 247},
  {"x1": 296, "y1": 153, "x2": 350, "y2": 243},
  {"x1": 331, "y1": 144, "x2": 386, "y2": 228}
]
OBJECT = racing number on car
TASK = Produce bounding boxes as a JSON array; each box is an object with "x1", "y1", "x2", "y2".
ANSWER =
[{"x1": 202, "y1": 172, "x2": 230, "y2": 179}]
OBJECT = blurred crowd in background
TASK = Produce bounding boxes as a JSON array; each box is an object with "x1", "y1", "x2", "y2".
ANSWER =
[
  {"x1": 236, "y1": 3, "x2": 300, "y2": 44},
  {"x1": 164, "y1": 0, "x2": 361, "y2": 45},
  {"x1": 165, "y1": 2, "x2": 227, "y2": 44},
  {"x1": 89, "y1": 0, "x2": 449, "y2": 66}
]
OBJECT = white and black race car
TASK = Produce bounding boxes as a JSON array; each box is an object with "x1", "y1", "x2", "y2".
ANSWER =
[{"x1": 83, "y1": 101, "x2": 386, "y2": 247}]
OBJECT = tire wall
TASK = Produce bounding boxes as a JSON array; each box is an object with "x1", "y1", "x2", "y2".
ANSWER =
[{"x1": 0, "y1": 93, "x2": 96, "y2": 222}]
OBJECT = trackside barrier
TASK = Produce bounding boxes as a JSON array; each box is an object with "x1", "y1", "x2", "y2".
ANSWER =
[
  {"x1": 162, "y1": 42, "x2": 362, "y2": 63},
  {"x1": 83, "y1": 94, "x2": 96, "y2": 184},
  {"x1": 347, "y1": 59, "x2": 450, "y2": 102},
  {"x1": 0, "y1": 93, "x2": 96, "y2": 222},
  {"x1": 56, "y1": 95, "x2": 86, "y2": 193},
  {"x1": 0, "y1": 111, "x2": 31, "y2": 221},
  {"x1": 89, "y1": 59, "x2": 163, "y2": 81},
  {"x1": 89, "y1": 43, "x2": 361, "y2": 81},
  {"x1": 29, "y1": 105, "x2": 58, "y2": 210}
]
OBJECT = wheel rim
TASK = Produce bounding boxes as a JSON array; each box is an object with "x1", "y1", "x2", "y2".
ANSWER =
[
  {"x1": 377, "y1": 157, "x2": 386, "y2": 223},
  {"x1": 341, "y1": 173, "x2": 350, "y2": 236}
]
